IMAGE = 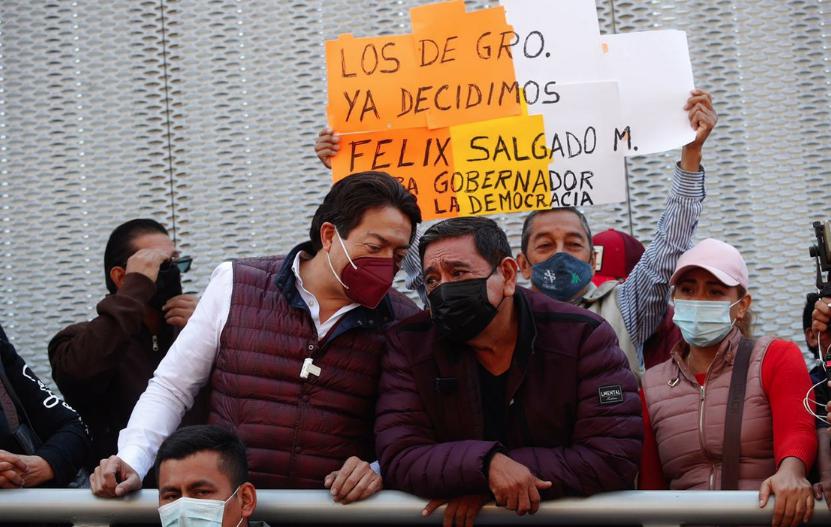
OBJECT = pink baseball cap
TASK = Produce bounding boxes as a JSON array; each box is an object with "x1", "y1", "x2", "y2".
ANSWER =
[{"x1": 669, "y1": 238, "x2": 749, "y2": 289}]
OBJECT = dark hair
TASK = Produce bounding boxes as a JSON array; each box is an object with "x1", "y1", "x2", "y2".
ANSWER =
[
  {"x1": 520, "y1": 207, "x2": 593, "y2": 255},
  {"x1": 419, "y1": 217, "x2": 511, "y2": 268},
  {"x1": 309, "y1": 171, "x2": 421, "y2": 253},
  {"x1": 805, "y1": 293, "x2": 820, "y2": 331},
  {"x1": 104, "y1": 219, "x2": 169, "y2": 293},
  {"x1": 154, "y1": 425, "x2": 249, "y2": 489}
]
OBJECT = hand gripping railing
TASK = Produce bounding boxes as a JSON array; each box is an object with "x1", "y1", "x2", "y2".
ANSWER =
[{"x1": 0, "y1": 490, "x2": 829, "y2": 525}]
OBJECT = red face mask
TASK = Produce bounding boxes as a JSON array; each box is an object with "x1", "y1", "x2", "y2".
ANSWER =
[{"x1": 326, "y1": 230, "x2": 396, "y2": 309}]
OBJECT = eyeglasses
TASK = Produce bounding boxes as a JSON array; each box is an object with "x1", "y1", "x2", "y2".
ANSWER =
[{"x1": 168, "y1": 255, "x2": 192, "y2": 274}]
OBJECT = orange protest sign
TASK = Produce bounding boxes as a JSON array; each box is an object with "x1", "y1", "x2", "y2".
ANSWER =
[
  {"x1": 409, "y1": 0, "x2": 465, "y2": 30},
  {"x1": 325, "y1": 1, "x2": 522, "y2": 133},
  {"x1": 410, "y1": 1, "x2": 522, "y2": 128},
  {"x1": 327, "y1": 1, "x2": 556, "y2": 220},
  {"x1": 331, "y1": 127, "x2": 458, "y2": 221},
  {"x1": 326, "y1": 33, "x2": 421, "y2": 132},
  {"x1": 331, "y1": 112, "x2": 552, "y2": 219},
  {"x1": 449, "y1": 112, "x2": 551, "y2": 216}
]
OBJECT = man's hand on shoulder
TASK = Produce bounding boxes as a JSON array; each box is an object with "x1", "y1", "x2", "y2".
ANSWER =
[
  {"x1": 90, "y1": 455, "x2": 142, "y2": 497},
  {"x1": 163, "y1": 294, "x2": 198, "y2": 328},
  {"x1": 324, "y1": 456, "x2": 382, "y2": 504},
  {"x1": 487, "y1": 453, "x2": 551, "y2": 516}
]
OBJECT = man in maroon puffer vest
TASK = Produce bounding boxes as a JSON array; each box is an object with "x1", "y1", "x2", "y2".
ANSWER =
[
  {"x1": 91, "y1": 171, "x2": 421, "y2": 504},
  {"x1": 376, "y1": 217, "x2": 642, "y2": 526}
]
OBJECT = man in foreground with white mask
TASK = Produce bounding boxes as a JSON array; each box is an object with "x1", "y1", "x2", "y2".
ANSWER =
[{"x1": 156, "y1": 425, "x2": 262, "y2": 527}]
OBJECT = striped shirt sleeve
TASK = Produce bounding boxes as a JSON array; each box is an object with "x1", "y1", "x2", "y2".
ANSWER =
[
  {"x1": 617, "y1": 163, "x2": 706, "y2": 353},
  {"x1": 401, "y1": 224, "x2": 428, "y2": 306}
]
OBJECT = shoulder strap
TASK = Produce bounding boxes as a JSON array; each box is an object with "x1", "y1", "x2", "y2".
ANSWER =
[{"x1": 721, "y1": 336, "x2": 755, "y2": 490}]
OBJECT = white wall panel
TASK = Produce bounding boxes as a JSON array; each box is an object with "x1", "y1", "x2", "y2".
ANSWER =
[{"x1": 0, "y1": 0, "x2": 828, "y2": 384}]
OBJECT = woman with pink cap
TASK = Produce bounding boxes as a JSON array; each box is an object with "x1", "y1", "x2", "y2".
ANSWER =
[{"x1": 639, "y1": 238, "x2": 817, "y2": 527}]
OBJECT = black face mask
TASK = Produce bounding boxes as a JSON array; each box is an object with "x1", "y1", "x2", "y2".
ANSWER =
[
  {"x1": 428, "y1": 273, "x2": 501, "y2": 343},
  {"x1": 150, "y1": 263, "x2": 182, "y2": 311}
]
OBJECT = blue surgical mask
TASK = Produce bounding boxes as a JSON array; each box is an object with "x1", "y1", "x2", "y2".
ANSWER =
[
  {"x1": 158, "y1": 487, "x2": 242, "y2": 527},
  {"x1": 673, "y1": 298, "x2": 743, "y2": 347},
  {"x1": 530, "y1": 252, "x2": 594, "y2": 302}
]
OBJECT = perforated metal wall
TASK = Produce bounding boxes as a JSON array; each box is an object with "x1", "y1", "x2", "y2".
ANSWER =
[{"x1": 1, "y1": 0, "x2": 829, "y2": 383}]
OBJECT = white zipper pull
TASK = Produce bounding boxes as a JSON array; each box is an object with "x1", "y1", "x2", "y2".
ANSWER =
[{"x1": 152, "y1": 335, "x2": 159, "y2": 352}]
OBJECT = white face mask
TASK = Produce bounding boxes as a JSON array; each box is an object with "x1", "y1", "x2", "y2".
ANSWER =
[
  {"x1": 673, "y1": 298, "x2": 743, "y2": 347},
  {"x1": 158, "y1": 486, "x2": 243, "y2": 527}
]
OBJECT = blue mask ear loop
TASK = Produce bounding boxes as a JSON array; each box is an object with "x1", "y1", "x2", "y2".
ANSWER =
[
  {"x1": 224, "y1": 485, "x2": 241, "y2": 504},
  {"x1": 727, "y1": 296, "x2": 745, "y2": 327},
  {"x1": 226, "y1": 486, "x2": 244, "y2": 527}
]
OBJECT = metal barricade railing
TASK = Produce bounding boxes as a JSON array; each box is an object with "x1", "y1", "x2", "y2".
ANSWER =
[{"x1": 0, "y1": 490, "x2": 830, "y2": 526}]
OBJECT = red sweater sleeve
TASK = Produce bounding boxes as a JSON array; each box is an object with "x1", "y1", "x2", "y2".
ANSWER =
[
  {"x1": 761, "y1": 340, "x2": 817, "y2": 471},
  {"x1": 638, "y1": 389, "x2": 668, "y2": 489}
]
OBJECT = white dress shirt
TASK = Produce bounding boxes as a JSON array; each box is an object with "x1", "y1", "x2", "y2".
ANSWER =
[
  {"x1": 292, "y1": 252, "x2": 360, "y2": 339},
  {"x1": 117, "y1": 252, "x2": 359, "y2": 479}
]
